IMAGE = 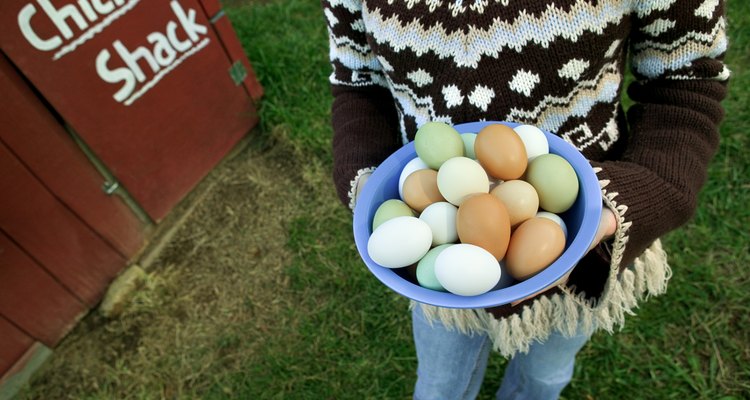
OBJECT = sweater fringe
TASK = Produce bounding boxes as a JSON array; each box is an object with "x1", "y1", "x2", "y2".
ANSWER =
[{"x1": 413, "y1": 175, "x2": 672, "y2": 357}]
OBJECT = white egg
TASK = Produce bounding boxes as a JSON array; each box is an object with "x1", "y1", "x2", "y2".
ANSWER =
[
  {"x1": 419, "y1": 202, "x2": 458, "y2": 246},
  {"x1": 460, "y1": 133, "x2": 478, "y2": 159},
  {"x1": 367, "y1": 216, "x2": 432, "y2": 269},
  {"x1": 535, "y1": 211, "x2": 568, "y2": 239},
  {"x1": 513, "y1": 124, "x2": 549, "y2": 160},
  {"x1": 434, "y1": 244, "x2": 501, "y2": 296},
  {"x1": 398, "y1": 157, "x2": 430, "y2": 199},
  {"x1": 436, "y1": 157, "x2": 490, "y2": 206}
]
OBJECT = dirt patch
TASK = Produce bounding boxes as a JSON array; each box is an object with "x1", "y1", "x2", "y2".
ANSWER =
[{"x1": 17, "y1": 126, "x2": 334, "y2": 399}]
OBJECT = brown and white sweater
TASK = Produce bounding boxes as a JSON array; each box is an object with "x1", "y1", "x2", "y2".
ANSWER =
[{"x1": 323, "y1": 0, "x2": 729, "y2": 356}]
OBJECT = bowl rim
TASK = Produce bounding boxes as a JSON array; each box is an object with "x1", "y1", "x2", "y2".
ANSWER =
[{"x1": 353, "y1": 121, "x2": 602, "y2": 308}]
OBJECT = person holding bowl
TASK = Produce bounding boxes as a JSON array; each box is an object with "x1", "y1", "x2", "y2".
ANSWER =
[{"x1": 322, "y1": 0, "x2": 729, "y2": 398}]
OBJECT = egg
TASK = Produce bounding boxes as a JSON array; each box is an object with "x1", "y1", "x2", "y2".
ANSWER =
[
  {"x1": 535, "y1": 211, "x2": 568, "y2": 239},
  {"x1": 373, "y1": 199, "x2": 415, "y2": 231},
  {"x1": 505, "y1": 217, "x2": 566, "y2": 280},
  {"x1": 455, "y1": 193, "x2": 511, "y2": 260},
  {"x1": 419, "y1": 202, "x2": 459, "y2": 246},
  {"x1": 513, "y1": 124, "x2": 549, "y2": 160},
  {"x1": 490, "y1": 180, "x2": 539, "y2": 227},
  {"x1": 460, "y1": 133, "x2": 478, "y2": 159},
  {"x1": 398, "y1": 157, "x2": 430, "y2": 199},
  {"x1": 401, "y1": 169, "x2": 446, "y2": 212},
  {"x1": 416, "y1": 244, "x2": 451, "y2": 291},
  {"x1": 367, "y1": 216, "x2": 433, "y2": 269},
  {"x1": 437, "y1": 156, "x2": 490, "y2": 206},
  {"x1": 434, "y1": 244, "x2": 501, "y2": 296},
  {"x1": 525, "y1": 154, "x2": 579, "y2": 213},
  {"x1": 475, "y1": 123, "x2": 528, "y2": 180},
  {"x1": 414, "y1": 122, "x2": 464, "y2": 169}
]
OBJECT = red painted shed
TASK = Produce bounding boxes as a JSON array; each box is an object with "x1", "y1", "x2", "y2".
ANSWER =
[{"x1": 0, "y1": 0, "x2": 262, "y2": 388}]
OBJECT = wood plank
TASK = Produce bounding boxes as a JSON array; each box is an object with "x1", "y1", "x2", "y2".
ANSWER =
[
  {"x1": 0, "y1": 316, "x2": 33, "y2": 378},
  {"x1": 0, "y1": 233, "x2": 86, "y2": 346},
  {"x1": 0, "y1": 141, "x2": 126, "y2": 307},
  {"x1": 0, "y1": 54, "x2": 146, "y2": 259},
  {"x1": 198, "y1": 0, "x2": 222, "y2": 18},
  {"x1": 211, "y1": 14, "x2": 265, "y2": 101}
]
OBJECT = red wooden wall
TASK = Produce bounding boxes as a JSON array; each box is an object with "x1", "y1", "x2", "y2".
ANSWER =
[{"x1": 0, "y1": 0, "x2": 262, "y2": 388}]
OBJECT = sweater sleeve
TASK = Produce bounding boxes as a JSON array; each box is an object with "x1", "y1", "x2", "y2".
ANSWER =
[
  {"x1": 322, "y1": 0, "x2": 402, "y2": 209},
  {"x1": 591, "y1": 0, "x2": 729, "y2": 268}
]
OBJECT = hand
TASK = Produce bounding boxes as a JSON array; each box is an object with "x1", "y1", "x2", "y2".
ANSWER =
[{"x1": 510, "y1": 206, "x2": 617, "y2": 306}]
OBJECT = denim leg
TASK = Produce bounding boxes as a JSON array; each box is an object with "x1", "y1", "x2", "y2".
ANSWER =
[
  {"x1": 496, "y1": 327, "x2": 592, "y2": 400},
  {"x1": 412, "y1": 305, "x2": 492, "y2": 400}
]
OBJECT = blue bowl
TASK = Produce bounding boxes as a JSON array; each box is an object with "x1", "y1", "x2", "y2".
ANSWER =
[{"x1": 353, "y1": 121, "x2": 602, "y2": 308}]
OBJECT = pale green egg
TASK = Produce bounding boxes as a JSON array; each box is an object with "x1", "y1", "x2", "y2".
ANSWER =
[
  {"x1": 372, "y1": 199, "x2": 415, "y2": 231},
  {"x1": 416, "y1": 244, "x2": 452, "y2": 291},
  {"x1": 525, "y1": 154, "x2": 579, "y2": 213},
  {"x1": 414, "y1": 122, "x2": 464, "y2": 169},
  {"x1": 461, "y1": 133, "x2": 478, "y2": 159}
]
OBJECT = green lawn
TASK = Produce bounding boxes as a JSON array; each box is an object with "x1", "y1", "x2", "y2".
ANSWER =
[
  {"x1": 227, "y1": 1, "x2": 750, "y2": 398},
  {"x1": 16, "y1": 0, "x2": 749, "y2": 399}
]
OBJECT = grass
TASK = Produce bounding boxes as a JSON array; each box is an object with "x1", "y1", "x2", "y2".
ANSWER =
[{"x1": 16, "y1": 0, "x2": 749, "y2": 399}]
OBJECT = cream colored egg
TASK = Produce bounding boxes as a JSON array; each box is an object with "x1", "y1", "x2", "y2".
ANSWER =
[
  {"x1": 437, "y1": 157, "x2": 490, "y2": 206},
  {"x1": 419, "y1": 202, "x2": 459, "y2": 246},
  {"x1": 434, "y1": 244, "x2": 501, "y2": 296},
  {"x1": 367, "y1": 216, "x2": 433, "y2": 269},
  {"x1": 490, "y1": 180, "x2": 539, "y2": 227}
]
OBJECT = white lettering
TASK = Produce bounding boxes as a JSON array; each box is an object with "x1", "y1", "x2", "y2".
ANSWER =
[
  {"x1": 147, "y1": 32, "x2": 176, "y2": 66},
  {"x1": 18, "y1": 4, "x2": 62, "y2": 51},
  {"x1": 166, "y1": 20, "x2": 191, "y2": 52},
  {"x1": 95, "y1": 0, "x2": 210, "y2": 105},
  {"x1": 91, "y1": 0, "x2": 115, "y2": 14},
  {"x1": 19, "y1": 0, "x2": 136, "y2": 56},
  {"x1": 113, "y1": 39, "x2": 159, "y2": 82},
  {"x1": 77, "y1": 0, "x2": 98, "y2": 22},
  {"x1": 39, "y1": 0, "x2": 88, "y2": 40},
  {"x1": 96, "y1": 49, "x2": 135, "y2": 102},
  {"x1": 171, "y1": 0, "x2": 207, "y2": 42}
]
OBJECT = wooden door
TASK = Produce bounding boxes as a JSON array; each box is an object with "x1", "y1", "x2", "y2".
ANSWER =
[{"x1": 0, "y1": 0, "x2": 259, "y2": 221}]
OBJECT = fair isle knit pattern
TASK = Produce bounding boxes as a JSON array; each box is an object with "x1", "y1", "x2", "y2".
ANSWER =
[{"x1": 325, "y1": 0, "x2": 728, "y2": 355}]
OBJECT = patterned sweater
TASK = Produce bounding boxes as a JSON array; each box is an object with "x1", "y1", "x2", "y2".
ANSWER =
[{"x1": 323, "y1": 0, "x2": 729, "y2": 354}]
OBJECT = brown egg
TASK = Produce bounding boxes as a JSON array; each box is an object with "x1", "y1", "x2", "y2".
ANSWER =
[
  {"x1": 402, "y1": 169, "x2": 445, "y2": 213},
  {"x1": 505, "y1": 217, "x2": 566, "y2": 280},
  {"x1": 455, "y1": 193, "x2": 511, "y2": 260},
  {"x1": 474, "y1": 124, "x2": 528, "y2": 180}
]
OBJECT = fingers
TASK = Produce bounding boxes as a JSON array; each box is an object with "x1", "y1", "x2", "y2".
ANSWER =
[{"x1": 587, "y1": 207, "x2": 617, "y2": 252}]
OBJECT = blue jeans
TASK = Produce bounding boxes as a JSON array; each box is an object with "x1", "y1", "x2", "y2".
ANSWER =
[{"x1": 412, "y1": 305, "x2": 592, "y2": 400}]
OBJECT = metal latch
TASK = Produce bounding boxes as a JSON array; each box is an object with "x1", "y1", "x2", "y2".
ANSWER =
[{"x1": 229, "y1": 61, "x2": 247, "y2": 86}]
